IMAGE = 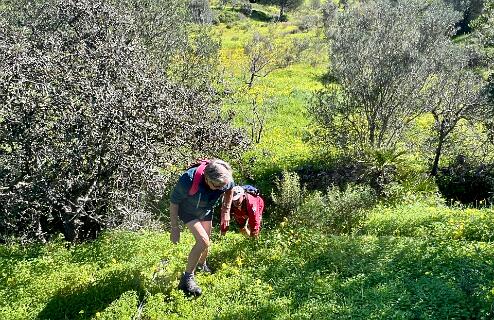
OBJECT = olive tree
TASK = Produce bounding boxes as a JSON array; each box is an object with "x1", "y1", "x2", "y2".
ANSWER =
[
  {"x1": 470, "y1": 0, "x2": 494, "y2": 146},
  {"x1": 244, "y1": 32, "x2": 289, "y2": 88},
  {"x1": 443, "y1": 0, "x2": 485, "y2": 33},
  {"x1": 311, "y1": 0, "x2": 462, "y2": 155},
  {"x1": 187, "y1": 0, "x2": 213, "y2": 24},
  {"x1": 426, "y1": 47, "x2": 488, "y2": 176},
  {"x1": 0, "y1": 0, "x2": 246, "y2": 243},
  {"x1": 472, "y1": 0, "x2": 494, "y2": 46}
]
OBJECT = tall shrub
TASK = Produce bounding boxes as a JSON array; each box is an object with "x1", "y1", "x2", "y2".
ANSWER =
[
  {"x1": 271, "y1": 171, "x2": 304, "y2": 221},
  {"x1": 188, "y1": 0, "x2": 213, "y2": 24},
  {"x1": 295, "y1": 184, "x2": 377, "y2": 234},
  {"x1": 0, "y1": 0, "x2": 246, "y2": 242}
]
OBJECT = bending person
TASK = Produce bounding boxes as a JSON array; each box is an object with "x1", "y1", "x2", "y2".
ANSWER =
[
  {"x1": 230, "y1": 186, "x2": 264, "y2": 238},
  {"x1": 169, "y1": 159, "x2": 234, "y2": 296}
]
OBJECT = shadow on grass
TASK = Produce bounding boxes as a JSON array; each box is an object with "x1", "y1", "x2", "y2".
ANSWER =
[
  {"x1": 249, "y1": 10, "x2": 273, "y2": 22},
  {"x1": 218, "y1": 305, "x2": 279, "y2": 320},
  {"x1": 36, "y1": 268, "x2": 145, "y2": 320},
  {"x1": 68, "y1": 231, "x2": 147, "y2": 265},
  {"x1": 244, "y1": 235, "x2": 494, "y2": 319}
]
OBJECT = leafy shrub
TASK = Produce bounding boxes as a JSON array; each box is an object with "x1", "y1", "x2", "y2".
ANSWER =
[
  {"x1": 324, "y1": 184, "x2": 377, "y2": 234},
  {"x1": 216, "y1": 9, "x2": 241, "y2": 23},
  {"x1": 0, "y1": 0, "x2": 247, "y2": 243},
  {"x1": 287, "y1": 191, "x2": 327, "y2": 230},
  {"x1": 295, "y1": 157, "x2": 368, "y2": 191},
  {"x1": 436, "y1": 155, "x2": 494, "y2": 205},
  {"x1": 240, "y1": 3, "x2": 253, "y2": 16},
  {"x1": 188, "y1": 0, "x2": 214, "y2": 24},
  {"x1": 297, "y1": 15, "x2": 320, "y2": 31},
  {"x1": 295, "y1": 152, "x2": 401, "y2": 195},
  {"x1": 310, "y1": 0, "x2": 321, "y2": 10},
  {"x1": 271, "y1": 171, "x2": 304, "y2": 221},
  {"x1": 444, "y1": 0, "x2": 484, "y2": 34},
  {"x1": 294, "y1": 184, "x2": 377, "y2": 234}
]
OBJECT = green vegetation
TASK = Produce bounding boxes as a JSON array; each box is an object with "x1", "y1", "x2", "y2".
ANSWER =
[
  {"x1": 2, "y1": 201, "x2": 494, "y2": 319},
  {"x1": 2, "y1": 0, "x2": 494, "y2": 318},
  {"x1": 362, "y1": 203, "x2": 494, "y2": 242},
  {"x1": 0, "y1": 0, "x2": 246, "y2": 243}
]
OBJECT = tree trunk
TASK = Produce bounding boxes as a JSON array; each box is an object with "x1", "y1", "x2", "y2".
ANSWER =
[
  {"x1": 279, "y1": 4, "x2": 285, "y2": 20},
  {"x1": 430, "y1": 133, "x2": 445, "y2": 177},
  {"x1": 369, "y1": 121, "x2": 376, "y2": 148},
  {"x1": 248, "y1": 72, "x2": 255, "y2": 88}
]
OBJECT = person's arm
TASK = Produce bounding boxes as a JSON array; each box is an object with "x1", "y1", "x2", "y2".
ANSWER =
[
  {"x1": 169, "y1": 173, "x2": 190, "y2": 244},
  {"x1": 170, "y1": 203, "x2": 180, "y2": 244},
  {"x1": 220, "y1": 188, "x2": 233, "y2": 235}
]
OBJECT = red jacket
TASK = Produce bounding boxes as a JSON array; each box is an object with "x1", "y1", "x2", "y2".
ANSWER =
[{"x1": 231, "y1": 193, "x2": 264, "y2": 236}]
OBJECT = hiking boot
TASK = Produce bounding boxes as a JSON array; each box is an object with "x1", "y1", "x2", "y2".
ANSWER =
[
  {"x1": 178, "y1": 273, "x2": 202, "y2": 296},
  {"x1": 196, "y1": 263, "x2": 213, "y2": 274}
]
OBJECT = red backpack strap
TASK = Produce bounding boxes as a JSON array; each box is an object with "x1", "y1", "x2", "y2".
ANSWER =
[{"x1": 188, "y1": 160, "x2": 209, "y2": 196}]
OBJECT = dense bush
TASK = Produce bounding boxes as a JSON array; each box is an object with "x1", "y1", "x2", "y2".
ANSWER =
[
  {"x1": 215, "y1": 9, "x2": 241, "y2": 24},
  {"x1": 240, "y1": 2, "x2": 253, "y2": 16},
  {"x1": 188, "y1": 0, "x2": 213, "y2": 24},
  {"x1": 295, "y1": 184, "x2": 377, "y2": 234},
  {"x1": 256, "y1": 0, "x2": 304, "y2": 19},
  {"x1": 436, "y1": 155, "x2": 494, "y2": 205},
  {"x1": 295, "y1": 151, "x2": 403, "y2": 195},
  {"x1": 271, "y1": 171, "x2": 304, "y2": 221},
  {"x1": 0, "y1": 0, "x2": 247, "y2": 243},
  {"x1": 444, "y1": 0, "x2": 485, "y2": 33},
  {"x1": 297, "y1": 14, "x2": 320, "y2": 31},
  {"x1": 295, "y1": 159, "x2": 368, "y2": 191},
  {"x1": 471, "y1": 0, "x2": 494, "y2": 47}
]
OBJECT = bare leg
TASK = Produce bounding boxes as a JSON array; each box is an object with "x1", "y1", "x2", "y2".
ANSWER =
[
  {"x1": 185, "y1": 220, "x2": 210, "y2": 273},
  {"x1": 198, "y1": 220, "x2": 212, "y2": 265}
]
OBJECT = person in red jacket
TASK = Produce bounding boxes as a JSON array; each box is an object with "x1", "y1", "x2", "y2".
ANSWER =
[{"x1": 229, "y1": 186, "x2": 264, "y2": 238}]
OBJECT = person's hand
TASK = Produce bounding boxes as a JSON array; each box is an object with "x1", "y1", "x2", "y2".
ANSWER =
[
  {"x1": 239, "y1": 227, "x2": 251, "y2": 238},
  {"x1": 170, "y1": 227, "x2": 180, "y2": 244},
  {"x1": 220, "y1": 218, "x2": 230, "y2": 236},
  {"x1": 220, "y1": 206, "x2": 230, "y2": 236}
]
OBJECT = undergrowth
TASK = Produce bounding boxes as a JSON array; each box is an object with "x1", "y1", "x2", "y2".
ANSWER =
[{"x1": 2, "y1": 212, "x2": 494, "y2": 320}]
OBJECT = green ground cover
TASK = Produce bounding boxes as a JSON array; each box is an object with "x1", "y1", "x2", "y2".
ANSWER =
[
  {"x1": 2, "y1": 203, "x2": 494, "y2": 319},
  {"x1": 363, "y1": 203, "x2": 494, "y2": 242}
]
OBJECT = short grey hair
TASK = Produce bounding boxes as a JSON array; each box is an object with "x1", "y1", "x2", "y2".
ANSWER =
[{"x1": 204, "y1": 159, "x2": 233, "y2": 185}]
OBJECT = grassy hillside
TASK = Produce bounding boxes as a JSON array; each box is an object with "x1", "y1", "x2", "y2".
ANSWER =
[
  {"x1": 2, "y1": 201, "x2": 494, "y2": 319},
  {"x1": 213, "y1": 5, "x2": 328, "y2": 182}
]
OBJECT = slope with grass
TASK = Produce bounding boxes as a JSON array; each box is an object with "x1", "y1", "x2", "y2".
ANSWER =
[
  {"x1": 2, "y1": 203, "x2": 494, "y2": 320},
  {"x1": 213, "y1": 4, "x2": 328, "y2": 183}
]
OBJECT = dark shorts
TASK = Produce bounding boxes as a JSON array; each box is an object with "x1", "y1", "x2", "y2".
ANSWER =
[{"x1": 178, "y1": 210, "x2": 213, "y2": 224}]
